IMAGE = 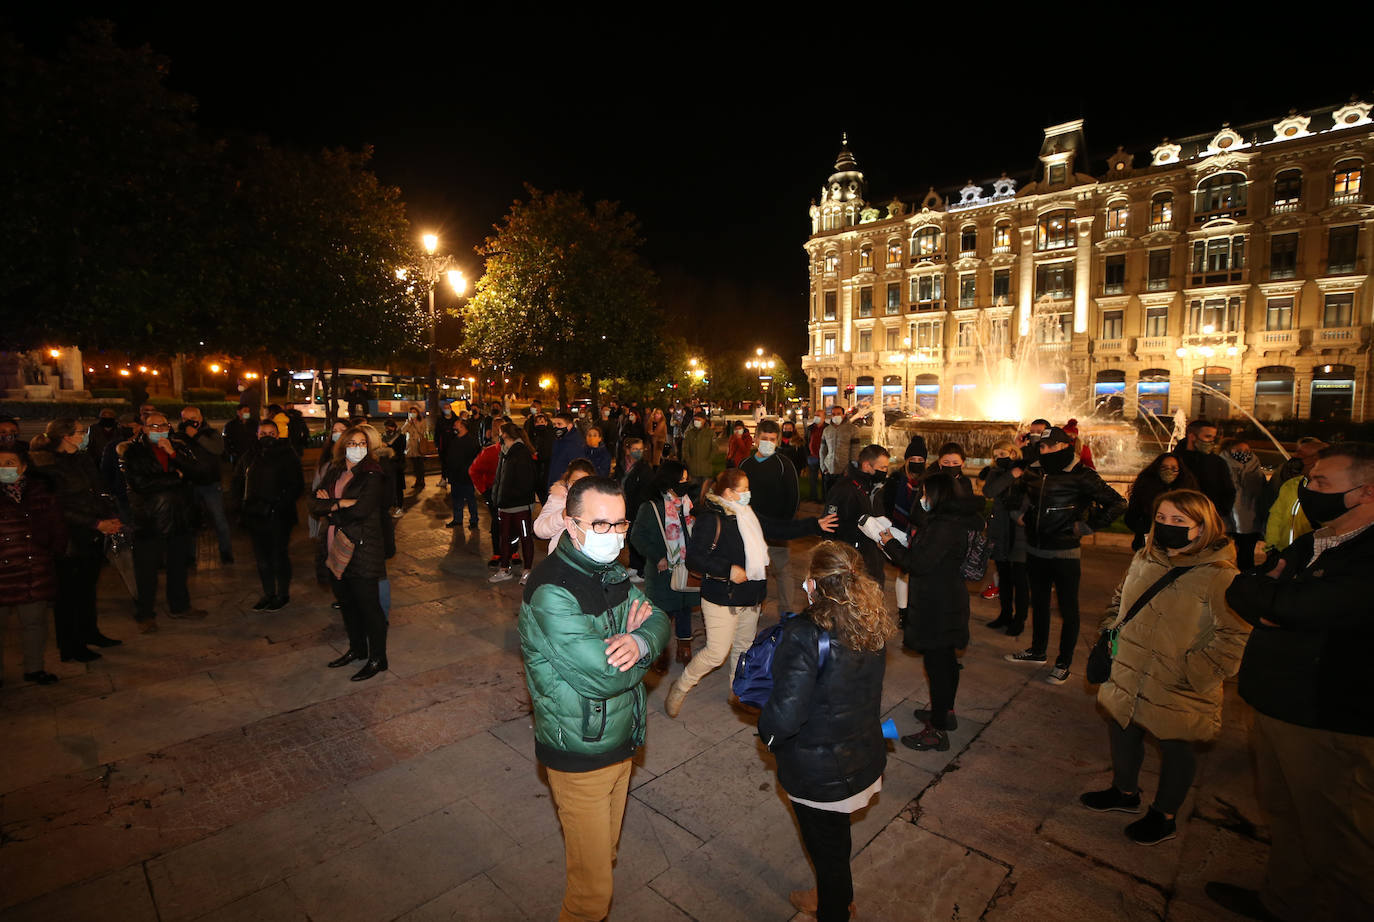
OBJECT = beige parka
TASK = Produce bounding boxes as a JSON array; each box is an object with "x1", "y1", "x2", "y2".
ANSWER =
[{"x1": 1096, "y1": 539, "x2": 1250, "y2": 742}]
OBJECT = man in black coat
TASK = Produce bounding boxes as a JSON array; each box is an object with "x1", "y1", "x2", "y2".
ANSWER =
[
  {"x1": 824, "y1": 444, "x2": 890, "y2": 586},
  {"x1": 1173, "y1": 419, "x2": 1235, "y2": 522},
  {"x1": 238, "y1": 419, "x2": 304, "y2": 611},
  {"x1": 177, "y1": 406, "x2": 233, "y2": 564},
  {"x1": 1206, "y1": 442, "x2": 1374, "y2": 922},
  {"x1": 1005, "y1": 427, "x2": 1124, "y2": 684},
  {"x1": 443, "y1": 418, "x2": 481, "y2": 529},
  {"x1": 740, "y1": 419, "x2": 801, "y2": 614},
  {"x1": 119, "y1": 413, "x2": 207, "y2": 630}
]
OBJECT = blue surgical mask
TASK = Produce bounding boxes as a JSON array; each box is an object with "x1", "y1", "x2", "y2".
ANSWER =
[
  {"x1": 756, "y1": 440, "x2": 777, "y2": 458},
  {"x1": 331, "y1": 431, "x2": 342, "y2": 443},
  {"x1": 0, "y1": 467, "x2": 19, "y2": 484},
  {"x1": 147, "y1": 431, "x2": 168, "y2": 444},
  {"x1": 735, "y1": 490, "x2": 752, "y2": 506},
  {"x1": 78, "y1": 429, "x2": 91, "y2": 450}
]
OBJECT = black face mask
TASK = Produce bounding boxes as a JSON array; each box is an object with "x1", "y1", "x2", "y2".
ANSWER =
[
  {"x1": 99, "y1": 418, "x2": 117, "y2": 429},
  {"x1": 1297, "y1": 483, "x2": 1364, "y2": 526},
  {"x1": 995, "y1": 457, "x2": 1014, "y2": 470},
  {"x1": 941, "y1": 464, "x2": 962, "y2": 477},
  {"x1": 259, "y1": 434, "x2": 276, "y2": 443},
  {"x1": 1039, "y1": 447, "x2": 1072, "y2": 473},
  {"x1": 1152, "y1": 522, "x2": 1195, "y2": 549},
  {"x1": 554, "y1": 427, "x2": 567, "y2": 438},
  {"x1": 670, "y1": 481, "x2": 691, "y2": 497},
  {"x1": 868, "y1": 469, "x2": 887, "y2": 483}
]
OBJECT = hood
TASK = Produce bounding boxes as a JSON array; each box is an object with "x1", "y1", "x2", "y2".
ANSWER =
[{"x1": 703, "y1": 491, "x2": 738, "y2": 516}]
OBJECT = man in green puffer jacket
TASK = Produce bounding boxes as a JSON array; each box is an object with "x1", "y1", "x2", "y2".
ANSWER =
[{"x1": 518, "y1": 476, "x2": 669, "y2": 922}]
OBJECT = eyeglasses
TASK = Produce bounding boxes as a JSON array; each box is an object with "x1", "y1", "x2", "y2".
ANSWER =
[
  {"x1": 345, "y1": 440, "x2": 368, "y2": 449},
  {"x1": 573, "y1": 517, "x2": 631, "y2": 535}
]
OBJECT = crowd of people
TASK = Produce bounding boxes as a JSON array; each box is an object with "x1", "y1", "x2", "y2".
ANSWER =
[{"x1": 2, "y1": 397, "x2": 1371, "y2": 921}]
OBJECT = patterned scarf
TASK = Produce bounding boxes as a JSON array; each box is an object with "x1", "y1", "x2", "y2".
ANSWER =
[
  {"x1": 662, "y1": 492, "x2": 694, "y2": 564},
  {"x1": 2, "y1": 478, "x2": 23, "y2": 505}
]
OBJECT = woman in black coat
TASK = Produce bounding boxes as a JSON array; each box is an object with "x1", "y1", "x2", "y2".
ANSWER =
[
  {"x1": 1124, "y1": 453, "x2": 1198, "y2": 550},
  {"x1": 312, "y1": 424, "x2": 390, "y2": 681},
  {"x1": 664, "y1": 468, "x2": 836, "y2": 718},
  {"x1": 489, "y1": 423, "x2": 537, "y2": 584},
  {"x1": 878, "y1": 472, "x2": 983, "y2": 751},
  {"x1": 759, "y1": 540, "x2": 894, "y2": 922}
]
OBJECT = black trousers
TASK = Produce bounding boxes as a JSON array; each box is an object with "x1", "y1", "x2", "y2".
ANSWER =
[
  {"x1": 54, "y1": 552, "x2": 103, "y2": 654},
  {"x1": 392, "y1": 464, "x2": 405, "y2": 506},
  {"x1": 249, "y1": 520, "x2": 294, "y2": 598},
  {"x1": 923, "y1": 646, "x2": 961, "y2": 730},
  {"x1": 410, "y1": 455, "x2": 426, "y2": 488},
  {"x1": 333, "y1": 575, "x2": 386, "y2": 662},
  {"x1": 1028, "y1": 554, "x2": 1081, "y2": 667},
  {"x1": 996, "y1": 559, "x2": 1029, "y2": 628},
  {"x1": 133, "y1": 531, "x2": 191, "y2": 620},
  {"x1": 1108, "y1": 721, "x2": 1198, "y2": 815},
  {"x1": 792, "y1": 801, "x2": 854, "y2": 922}
]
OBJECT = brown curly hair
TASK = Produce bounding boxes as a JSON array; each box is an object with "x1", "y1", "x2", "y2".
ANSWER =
[{"x1": 803, "y1": 541, "x2": 895, "y2": 652}]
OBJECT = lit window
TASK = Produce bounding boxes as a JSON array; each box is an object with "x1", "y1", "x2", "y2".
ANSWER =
[
  {"x1": 1195, "y1": 173, "x2": 1248, "y2": 217},
  {"x1": 993, "y1": 224, "x2": 1011, "y2": 249},
  {"x1": 859, "y1": 246, "x2": 873, "y2": 269},
  {"x1": 1101, "y1": 309, "x2": 1123, "y2": 340},
  {"x1": 825, "y1": 253, "x2": 839, "y2": 272},
  {"x1": 1333, "y1": 160, "x2": 1363, "y2": 197},
  {"x1": 1188, "y1": 297, "x2": 1241, "y2": 334},
  {"x1": 1323, "y1": 293, "x2": 1354, "y2": 327},
  {"x1": 913, "y1": 226, "x2": 941, "y2": 257},
  {"x1": 887, "y1": 241, "x2": 902, "y2": 265},
  {"x1": 823, "y1": 333, "x2": 836, "y2": 355},
  {"x1": 1036, "y1": 210, "x2": 1074, "y2": 250},
  {"x1": 1150, "y1": 194, "x2": 1173, "y2": 226},
  {"x1": 1106, "y1": 203, "x2": 1129, "y2": 233},
  {"x1": 960, "y1": 226, "x2": 977, "y2": 253},
  {"x1": 1265, "y1": 297, "x2": 1293, "y2": 331}
]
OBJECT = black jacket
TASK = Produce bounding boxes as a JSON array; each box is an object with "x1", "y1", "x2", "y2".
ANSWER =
[
  {"x1": 824, "y1": 467, "x2": 887, "y2": 580},
  {"x1": 758, "y1": 614, "x2": 887, "y2": 803},
  {"x1": 492, "y1": 441, "x2": 537, "y2": 510},
  {"x1": 221, "y1": 416, "x2": 258, "y2": 466},
  {"x1": 883, "y1": 506, "x2": 982, "y2": 650},
  {"x1": 738, "y1": 452, "x2": 800, "y2": 523},
  {"x1": 1123, "y1": 468, "x2": 1200, "y2": 539},
  {"x1": 1229, "y1": 524, "x2": 1374, "y2": 737},
  {"x1": 239, "y1": 438, "x2": 305, "y2": 526},
  {"x1": 443, "y1": 431, "x2": 481, "y2": 485},
  {"x1": 685, "y1": 497, "x2": 820, "y2": 607},
  {"x1": 311, "y1": 458, "x2": 389, "y2": 580},
  {"x1": 622, "y1": 460, "x2": 653, "y2": 523},
  {"x1": 1173, "y1": 446, "x2": 1236, "y2": 522},
  {"x1": 979, "y1": 464, "x2": 1028, "y2": 562},
  {"x1": 120, "y1": 437, "x2": 197, "y2": 537},
  {"x1": 32, "y1": 448, "x2": 118, "y2": 555},
  {"x1": 1022, "y1": 458, "x2": 1125, "y2": 551},
  {"x1": 172, "y1": 425, "x2": 224, "y2": 486}
]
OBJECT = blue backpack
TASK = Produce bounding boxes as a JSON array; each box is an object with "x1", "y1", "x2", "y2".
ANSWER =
[{"x1": 732, "y1": 614, "x2": 831, "y2": 709}]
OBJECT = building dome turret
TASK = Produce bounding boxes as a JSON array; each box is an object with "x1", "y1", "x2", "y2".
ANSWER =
[{"x1": 812, "y1": 134, "x2": 866, "y2": 233}]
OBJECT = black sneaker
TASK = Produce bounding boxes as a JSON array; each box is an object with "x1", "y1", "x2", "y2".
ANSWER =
[
  {"x1": 1125, "y1": 807, "x2": 1177, "y2": 846},
  {"x1": 1004, "y1": 649, "x2": 1048, "y2": 665},
  {"x1": 900, "y1": 727, "x2": 949, "y2": 751},
  {"x1": 912, "y1": 708, "x2": 958, "y2": 730},
  {"x1": 252, "y1": 596, "x2": 273, "y2": 611},
  {"x1": 23, "y1": 670, "x2": 60, "y2": 685},
  {"x1": 1079, "y1": 786, "x2": 1142, "y2": 814},
  {"x1": 265, "y1": 596, "x2": 288, "y2": 612}
]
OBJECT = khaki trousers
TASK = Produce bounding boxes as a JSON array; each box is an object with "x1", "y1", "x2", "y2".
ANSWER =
[
  {"x1": 767, "y1": 543, "x2": 794, "y2": 614},
  {"x1": 1254, "y1": 711, "x2": 1374, "y2": 921},
  {"x1": 677, "y1": 599, "x2": 761, "y2": 695},
  {"x1": 546, "y1": 757, "x2": 634, "y2": 922},
  {"x1": 1, "y1": 602, "x2": 48, "y2": 678}
]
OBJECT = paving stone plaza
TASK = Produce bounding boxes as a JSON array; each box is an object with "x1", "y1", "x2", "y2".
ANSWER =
[{"x1": 1, "y1": 486, "x2": 1267, "y2": 921}]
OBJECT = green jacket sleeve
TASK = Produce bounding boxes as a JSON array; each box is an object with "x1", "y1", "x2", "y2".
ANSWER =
[{"x1": 525, "y1": 583, "x2": 662, "y2": 698}]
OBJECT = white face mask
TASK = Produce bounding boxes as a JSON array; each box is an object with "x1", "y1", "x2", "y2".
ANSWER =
[
  {"x1": 801, "y1": 578, "x2": 816, "y2": 604},
  {"x1": 829, "y1": 416, "x2": 842, "y2": 426},
  {"x1": 346, "y1": 445, "x2": 367, "y2": 463},
  {"x1": 575, "y1": 524, "x2": 625, "y2": 564},
  {"x1": 920, "y1": 497, "x2": 932, "y2": 513},
  {"x1": 734, "y1": 490, "x2": 752, "y2": 506},
  {"x1": 756, "y1": 440, "x2": 777, "y2": 458},
  {"x1": 692, "y1": 419, "x2": 703, "y2": 429}
]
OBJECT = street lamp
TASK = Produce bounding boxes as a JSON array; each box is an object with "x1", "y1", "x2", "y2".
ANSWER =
[
  {"x1": 415, "y1": 232, "x2": 465, "y2": 422},
  {"x1": 745, "y1": 349, "x2": 776, "y2": 414}
]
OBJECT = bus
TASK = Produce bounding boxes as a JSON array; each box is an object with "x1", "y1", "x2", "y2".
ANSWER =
[{"x1": 286, "y1": 369, "x2": 473, "y2": 419}]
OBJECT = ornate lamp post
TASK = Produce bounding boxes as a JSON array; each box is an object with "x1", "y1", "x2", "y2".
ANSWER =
[{"x1": 416, "y1": 233, "x2": 465, "y2": 422}]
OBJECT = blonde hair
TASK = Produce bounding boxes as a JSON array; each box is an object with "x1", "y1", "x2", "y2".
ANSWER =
[
  {"x1": 804, "y1": 541, "x2": 896, "y2": 652},
  {"x1": 332, "y1": 424, "x2": 381, "y2": 463},
  {"x1": 991, "y1": 440, "x2": 1021, "y2": 460},
  {"x1": 1145, "y1": 488, "x2": 1230, "y2": 555}
]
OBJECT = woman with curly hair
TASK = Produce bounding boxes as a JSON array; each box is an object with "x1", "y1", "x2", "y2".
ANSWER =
[{"x1": 759, "y1": 541, "x2": 895, "y2": 922}]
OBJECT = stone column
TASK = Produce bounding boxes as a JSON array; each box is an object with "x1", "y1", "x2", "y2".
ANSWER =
[
  {"x1": 1073, "y1": 216, "x2": 1095, "y2": 333},
  {"x1": 1017, "y1": 227, "x2": 1035, "y2": 335}
]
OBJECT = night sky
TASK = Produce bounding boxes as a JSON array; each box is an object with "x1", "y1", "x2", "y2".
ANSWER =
[{"x1": 9, "y1": 12, "x2": 1370, "y2": 360}]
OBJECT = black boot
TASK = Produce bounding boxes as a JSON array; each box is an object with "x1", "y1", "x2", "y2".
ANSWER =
[
  {"x1": 351, "y1": 659, "x2": 388, "y2": 681},
  {"x1": 897, "y1": 607, "x2": 908, "y2": 629},
  {"x1": 327, "y1": 650, "x2": 365, "y2": 668}
]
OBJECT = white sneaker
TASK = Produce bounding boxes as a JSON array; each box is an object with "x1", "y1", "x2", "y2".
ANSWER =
[
  {"x1": 519, "y1": 570, "x2": 530, "y2": 585},
  {"x1": 628, "y1": 573, "x2": 645, "y2": 584},
  {"x1": 488, "y1": 568, "x2": 514, "y2": 584},
  {"x1": 389, "y1": 507, "x2": 403, "y2": 518}
]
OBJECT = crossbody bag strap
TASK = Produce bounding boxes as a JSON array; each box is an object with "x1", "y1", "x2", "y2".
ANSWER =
[{"x1": 1110, "y1": 565, "x2": 1198, "y2": 633}]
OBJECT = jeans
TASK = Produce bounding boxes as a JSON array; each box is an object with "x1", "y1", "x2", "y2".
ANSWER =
[
  {"x1": 450, "y1": 479, "x2": 478, "y2": 525},
  {"x1": 1027, "y1": 554, "x2": 1081, "y2": 667},
  {"x1": 677, "y1": 599, "x2": 760, "y2": 694},
  {"x1": 923, "y1": 646, "x2": 961, "y2": 730},
  {"x1": 792, "y1": 801, "x2": 855, "y2": 922},
  {"x1": 545, "y1": 758, "x2": 633, "y2": 922},
  {"x1": 333, "y1": 575, "x2": 386, "y2": 662},
  {"x1": 133, "y1": 532, "x2": 192, "y2": 620},
  {"x1": 248, "y1": 520, "x2": 293, "y2": 598},
  {"x1": 667, "y1": 606, "x2": 693, "y2": 641},
  {"x1": 195, "y1": 482, "x2": 233, "y2": 557},
  {"x1": 1107, "y1": 721, "x2": 1197, "y2": 815}
]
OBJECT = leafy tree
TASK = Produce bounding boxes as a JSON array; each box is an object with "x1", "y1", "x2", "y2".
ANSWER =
[{"x1": 464, "y1": 187, "x2": 663, "y2": 413}]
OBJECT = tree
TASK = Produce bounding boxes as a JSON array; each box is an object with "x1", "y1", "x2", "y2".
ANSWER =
[{"x1": 464, "y1": 188, "x2": 663, "y2": 413}]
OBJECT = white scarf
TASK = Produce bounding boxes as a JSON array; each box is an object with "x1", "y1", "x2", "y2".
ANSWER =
[{"x1": 716, "y1": 494, "x2": 768, "y2": 581}]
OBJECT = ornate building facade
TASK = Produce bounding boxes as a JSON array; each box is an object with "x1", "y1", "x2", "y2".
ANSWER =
[{"x1": 801, "y1": 101, "x2": 1374, "y2": 423}]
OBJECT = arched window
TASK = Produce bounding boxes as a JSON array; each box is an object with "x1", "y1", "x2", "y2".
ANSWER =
[
  {"x1": 825, "y1": 252, "x2": 839, "y2": 273},
  {"x1": 912, "y1": 226, "x2": 941, "y2": 258},
  {"x1": 1195, "y1": 172, "x2": 1248, "y2": 217},
  {"x1": 1273, "y1": 169, "x2": 1302, "y2": 207},
  {"x1": 886, "y1": 240, "x2": 902, "y2": 265},
  {"x1": 1333, "y1": 159, "x2": 1363, "y2": 202},
  {"x1": 1150, "y1": 193, "x2": 1173, "y2": 228},
  {"x1": 993, "y1": 222, "x2": 1011, "y2": 250},
  {"x1": 959, "y1": 224, "x2": 977, "y2": 254},
  {"x1": 1137, "y1": 369, "x2": 1170, "y2": 418},
  {"x1": 858, "y1": 245, "x2": 873, "y2": 269},
  {"x1": 1036, "y1": 209, "x2": 1074, "y2": 250},
  {"x1": 1254, "y1": 366, "x2": 1295, "y2": 421},
  {"x1": 1105, "y1": 201, "x2": 1129, "y2": 235}
]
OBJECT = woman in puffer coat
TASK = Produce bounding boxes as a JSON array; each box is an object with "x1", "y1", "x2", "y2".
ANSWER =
[
  {"x1": 760, "y1": 540, "x2": 894, "y2": 922},
  {"x1": 1081, "y1": 488, "x2": 1249, "y2": 846},
  {"x1": 312, "y1": 424, "x2": 391, "y2": 682},
  {"x1": 0, "y1": 445, "x2": 66, "y2": 685}
]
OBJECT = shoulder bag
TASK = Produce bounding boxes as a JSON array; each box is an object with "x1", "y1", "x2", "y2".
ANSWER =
[
  {"x1": 1085, "y1": 564, "x2": 1197, "y2": 684},
  {"x1": 653, "y1": 501, "x2": 707, "y2": 592}
]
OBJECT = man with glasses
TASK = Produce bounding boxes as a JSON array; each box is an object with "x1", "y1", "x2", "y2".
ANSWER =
[
  {"x1": 1208, "y1": 442, "x2": 1374, "y2": 921},
  {"x1": 119, "y1": 412, "x2": 207, "y2": 631},
  {"x1": 518, "y1": 476, "x2": 669, "y2": 922}
]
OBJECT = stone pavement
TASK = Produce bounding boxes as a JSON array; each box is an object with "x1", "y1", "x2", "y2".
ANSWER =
[{"x1": 1, "y1": 485, "x2": 1269, "y2": 921}]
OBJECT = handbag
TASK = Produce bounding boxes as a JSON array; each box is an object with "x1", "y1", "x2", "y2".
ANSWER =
[
  {"x1": 1085, "y1": 564, "x2": 1197, "y2": 684},
  {"x1": 327, "y1": 528, "x2": 357, "y2": 580},
  {"x1": 653, "y1": 500, "x2": 704, "y2": 592}
]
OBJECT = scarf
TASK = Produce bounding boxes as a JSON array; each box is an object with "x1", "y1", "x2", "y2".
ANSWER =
[
  {"x1": 3, "y1": 478, "x2": 24, "y2": 505},
  {"x1": 712, "y1": 492, "x2": 767, "y2": 581},
  {"x1": 326, "y1": 467, "x2": 354, "y2": 553},
  {"x1": 662, "y1": 492, "x2": 694, "y2": 564}
]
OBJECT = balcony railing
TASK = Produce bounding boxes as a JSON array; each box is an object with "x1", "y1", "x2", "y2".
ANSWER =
[
  {"x1": 1095, "y1": 339, "x2": 1126, "y2": 353},
  {"x1": 1189, "y1": 268, "x2": 1249, "y2": 287},
  {"x1": 1148, "y1": 220, "x2": 1173, "y2": 232},
  {"x1": 911, "y1": 300, "x2": 944, "y2": 312},
  {"x1": 910, "y1": 348, "x2": 943, "y2": 364},
  {"x1": 1317, "y1": 326, "x2": 1364, "y2": 344},
  {"x1": 1105, "y1": 227, "x2": 1127, "y2": 238},
  {"x1": 949, "y1": 345, "x2": 979, "y2": 362},
  {"x1": 959, "y1": 249, "x2": 977, "y2": 259},
  {"x1": 1137, "y1": 337, "x2": 1174, "y2": 352},
  {"x1": 1331, "y1": 192, "x2": 1364, "y2": 206},
  {"x1": 910, "y1": 252, "x2": 944, "y2": 264},
  {"x1": 1271, "y1": 200, "x2": 1301, "y2": 214},
  {"x1": 992, "y1": 244, "x2": 1012, "y2": 255},
  {"x1": 1258, "y1": 330, "x2": 1299, "y2": 348},
  {"x1": 1146, "y1": 277, "x2": 1171, "y2": 291}
]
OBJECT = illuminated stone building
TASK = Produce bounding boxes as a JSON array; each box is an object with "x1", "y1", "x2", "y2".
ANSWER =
[{"x1": 801, "y1": 101, "x2": 1374, "y2": 423}]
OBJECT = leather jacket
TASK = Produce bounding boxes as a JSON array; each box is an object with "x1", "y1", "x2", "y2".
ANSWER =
[
  {"x1": 1021, "y1": 456, "x2": 1126, "y2": 551},
  {"x1": 120, "y1": 436, "x2": 197, "y2": 537}
]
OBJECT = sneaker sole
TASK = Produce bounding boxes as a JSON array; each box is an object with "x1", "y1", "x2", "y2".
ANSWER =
[
  {"x1": 1046, "y1": 674, "x2": 1070, "y2": 686},
  {"x1": 1130, "y1": 830, "x2": 1178, "y2": 846},
  {"x1": 1004, "y1": 656, "x2": 1048, "y2": 665},
  {"x1": 1081, "y1": 802, "x2": 1143, "y2": 814}
]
